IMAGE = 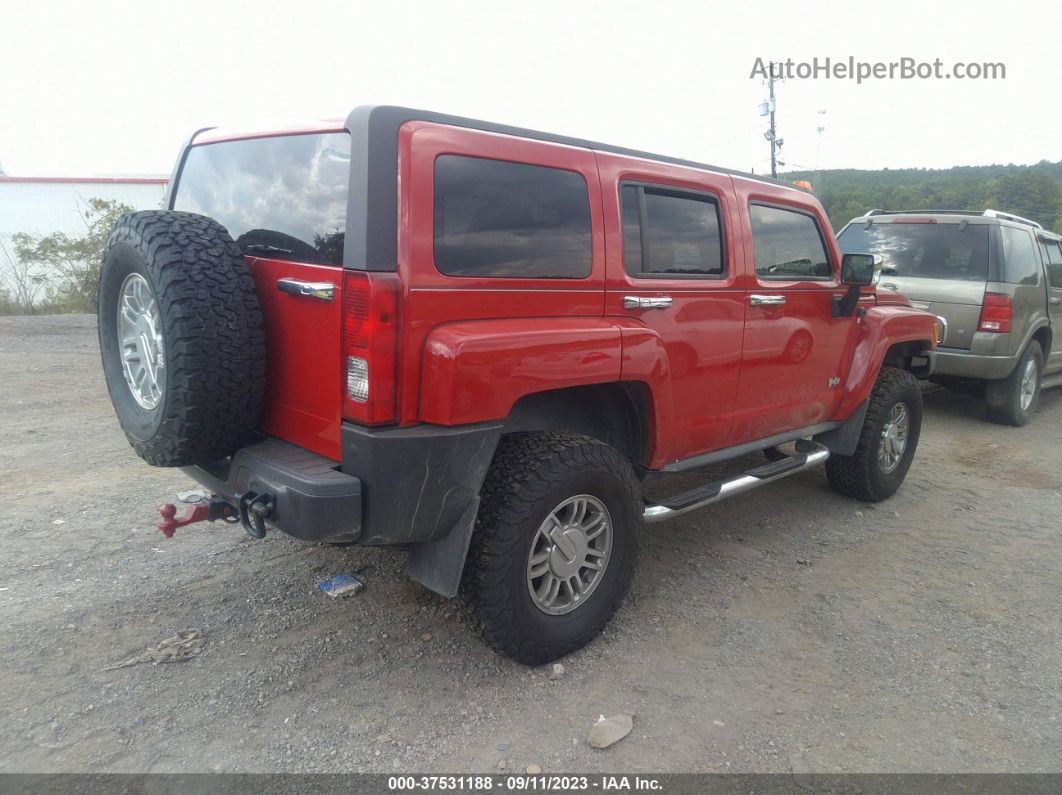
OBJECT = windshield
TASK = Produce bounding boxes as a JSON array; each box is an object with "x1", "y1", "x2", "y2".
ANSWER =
[
  {"x1": 173, "y1": 132, "x2": 350, "y2": 266},
  {"x1": 837, "y1": 222, "x2": 989, "y2": 282}
]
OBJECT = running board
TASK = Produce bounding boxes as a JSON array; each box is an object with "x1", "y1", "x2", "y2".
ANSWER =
[
  {"x1": 642, "y1": 442, "x2": 830, "y2": 523},
  {"x1": 1041, "y1": 372, "x2": 1062, "y2": 390}
]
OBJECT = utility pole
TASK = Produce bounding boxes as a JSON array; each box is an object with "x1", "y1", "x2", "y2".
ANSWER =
[
  {"x1": 768, "y1": 64, "x2": 778, "y2": 178},
  {"x1": 759, "y1": 64, "x2": 783, "y2": 178},
  {"x1": 812, "y1": 109, "x2": 826, "y2": 193}
]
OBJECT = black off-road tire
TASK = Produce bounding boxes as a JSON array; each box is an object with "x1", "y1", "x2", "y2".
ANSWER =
[
  {"x1": 985, "y1": 342, "x2": 1043, "y2": 427},
  {"x1": 459, "y1": 432, "x2": 641, "y2": 666},
  {"x1": 98, "y1": 211, "x2": 266, "y2": 466},
  {"x1": 826, "y1": 367, "x2": 922, "y2": 503}
]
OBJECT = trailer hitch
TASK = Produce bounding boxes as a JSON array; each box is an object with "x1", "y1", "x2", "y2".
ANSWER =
[{"x1": 156, "y1": 495, "x2": 238, "y2": 538}]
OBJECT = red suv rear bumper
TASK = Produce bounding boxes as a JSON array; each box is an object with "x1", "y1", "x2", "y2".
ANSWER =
[
  {"x1": 180, "y1": 421, "x2": 503, "y2": 547},
  {"x1": 181, "y1": 437, "x2": 362, "y2": 542}
]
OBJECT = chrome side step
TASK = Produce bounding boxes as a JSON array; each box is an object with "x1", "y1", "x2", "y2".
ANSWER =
[{"x1": 642, "y1": 441, "x2": 830, "y2": 523}]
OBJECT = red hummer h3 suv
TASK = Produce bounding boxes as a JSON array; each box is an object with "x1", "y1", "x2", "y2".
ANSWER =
[{"x1": 98, "y1": 106, "x2": 940, "y2": 664}]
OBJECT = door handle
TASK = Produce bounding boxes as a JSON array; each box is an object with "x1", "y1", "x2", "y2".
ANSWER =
[
  {"x1": 749, "y1": 294, "x2": 786, "y2": 306},
  {"x1": 276, "y1": 278, "x2": 335, "y2": 302},
  {"x1": 623, "y1": 295, "x2": 673, "y2": 309},
  {"x1": 1050, "y1": 296, "x2": 1061, "y2": 305}
]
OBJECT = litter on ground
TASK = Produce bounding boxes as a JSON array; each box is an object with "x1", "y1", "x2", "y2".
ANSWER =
[
  {"x1": 106, "y1": 629, "x2": 206, "y2": 670},
  {"x1": 317, "y1": 573, "x2": 365, "y2": 598}
]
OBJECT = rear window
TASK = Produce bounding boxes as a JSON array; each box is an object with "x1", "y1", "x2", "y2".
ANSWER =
[
  {"x1": 433, "y1": 155, "x2": 592, "y2": 279},
  {"x1": 838, "y1": 222, "x2": 989, "y2": 282},
  {"x1": 173, "y1": 132, "x2": 350, "y2": 266},
  {"x1": 621, "y1": 185, "x2": 724, "y2": 277}
]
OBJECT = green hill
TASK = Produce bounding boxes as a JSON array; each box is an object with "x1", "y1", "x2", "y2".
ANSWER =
[{"x1": 783, "y1": 162, "x2": 1062, "y2": 233}]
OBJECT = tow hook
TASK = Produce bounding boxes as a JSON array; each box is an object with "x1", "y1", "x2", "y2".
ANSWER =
[
  {"x1": 238, "y1": 491, "x2": 275, "y2": 539},
  {"x1": 156, "y1": 495, "x2": 238, "y2": 539}
]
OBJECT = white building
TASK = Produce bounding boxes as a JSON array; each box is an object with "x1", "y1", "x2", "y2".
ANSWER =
[{"x1": 0, "y1": 175, "x2": 168, "y2": 294}]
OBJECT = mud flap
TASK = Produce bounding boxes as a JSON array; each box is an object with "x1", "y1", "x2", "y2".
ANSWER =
[
  {"x1": 813, "y1": 397, "x2": 870, "y2": 457},
  {"x1": 406, "y1": 497, "x2": 480, "y2": 598}
]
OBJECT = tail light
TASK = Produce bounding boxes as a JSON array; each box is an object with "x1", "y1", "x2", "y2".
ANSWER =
[
  {"x1": 977, "y1": 292, "x2": 1012, "y2": 333},
  {"x1": 342, "y1": 271, "x2": 398, "y2": 425}
]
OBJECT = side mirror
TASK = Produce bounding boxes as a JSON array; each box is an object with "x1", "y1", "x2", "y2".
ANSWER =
[
  {"x1": 841, "y1": 253, "x2": 883, "y2": 286},
  {"x1": 834, "y1": 253, "x2": 883, "y2": 318}
]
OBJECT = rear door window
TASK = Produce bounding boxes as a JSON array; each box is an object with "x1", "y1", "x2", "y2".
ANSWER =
[
  {"x1": 173, "y1": 132, "x2": 350, "y2": 265},
  {"x1": 1043, "y1": 240, "x2": 1062, "y2": 287},
  {"x1": 749, "y1": 204, "x2": 832, "y2": 280},
  {"x1": 837, "y1": 222, "x2": 989, "y2": 282},
  {"x1": 433, "y1": 155, "x2": 591, "y2": 279},
  {"x1": 999, "y1": 225, "x2": 1040, "y2": 285},
  {"x1": 620, "y1": 184, "x2": 724, "y2": 277}
]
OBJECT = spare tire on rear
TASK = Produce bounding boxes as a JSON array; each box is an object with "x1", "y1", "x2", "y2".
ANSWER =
[{"x1": 98, "y1": 211, "x2": 266, "y2": 467}]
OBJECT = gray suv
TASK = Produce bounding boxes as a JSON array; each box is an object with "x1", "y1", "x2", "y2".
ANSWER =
[{"x1": 838, "y1": 209, "x2": 1062, "y2": 425}]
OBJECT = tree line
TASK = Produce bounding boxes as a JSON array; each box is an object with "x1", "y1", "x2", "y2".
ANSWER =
[{"x1": 785, "y1": 161, "x2": 1062, "y2": 233}]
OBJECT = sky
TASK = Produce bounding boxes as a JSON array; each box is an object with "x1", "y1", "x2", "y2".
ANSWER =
[{"x1": 2, "y1": 0, "x2": 1059, "y2": 178}]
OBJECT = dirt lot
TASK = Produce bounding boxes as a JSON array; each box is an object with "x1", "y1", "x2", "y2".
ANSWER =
[{"x1": 0, "y1": 313, "x2": 1059, "y2": 774}]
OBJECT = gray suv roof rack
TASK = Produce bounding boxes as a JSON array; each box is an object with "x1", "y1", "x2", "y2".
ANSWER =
[
  {"x1": 982, "y1": 208, "x2": 1043, "y2": 229},
  {"x1": 865, "y1": 209, "x2": 983, "y2": 218},
  {"x1": 864, "y1": 208, "x2": 1043, "y2": 229}
]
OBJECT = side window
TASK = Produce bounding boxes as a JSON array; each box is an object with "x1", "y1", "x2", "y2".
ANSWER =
[
  {"x1": 999, "y1": 225, "x2": 1039, "y2": 285},
  {"x1": 1045, "y1": 240, "x2": 1062, "y2": 288},
  {"x1": 749, "y1": 204, "x2": 832, "y2": 280},
  {"x1": 433, "y1": 155, "x2": 591, "y2": 279},
  {"x1": 620, "y1": 184, "x2": 724, "y2": 277}
]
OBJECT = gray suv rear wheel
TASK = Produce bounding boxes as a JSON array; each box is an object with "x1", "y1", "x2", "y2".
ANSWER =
[{"x1": 985, "y1": 342, "x2": 1043, "y2": 426}]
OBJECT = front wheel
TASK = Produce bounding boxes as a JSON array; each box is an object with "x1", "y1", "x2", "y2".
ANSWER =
[
  {"x1": 459, "y1": 432, "x2": 641, "y2": 665},
  {"x1": 826, "y1": 367, "x2": 923, "y2": 502}
]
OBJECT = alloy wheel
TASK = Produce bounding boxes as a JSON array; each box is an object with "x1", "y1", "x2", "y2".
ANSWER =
[
  {"x1": 878, "y1": 402, "x2": 909, "y2": 474},
  {"x1": 117, "y1": 273, "x2": 165, "y2": 410},
  {"x1": 526, "y1": 495, "x2": 612, "y2": 615}
]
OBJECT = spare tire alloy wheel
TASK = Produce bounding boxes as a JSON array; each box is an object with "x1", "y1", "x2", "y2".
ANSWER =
[{"x1": 117, "y1": 273, "x2": 165, "y2": 410}]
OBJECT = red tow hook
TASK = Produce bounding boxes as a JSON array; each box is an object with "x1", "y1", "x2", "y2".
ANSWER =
[{"x1": 157, "y1": 496, "x2": 237, "y2": 538}]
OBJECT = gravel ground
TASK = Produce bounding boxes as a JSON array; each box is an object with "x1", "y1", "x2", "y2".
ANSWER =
[{"x1": 0, "y1": 313, "x2": 1059, "y2": 774}]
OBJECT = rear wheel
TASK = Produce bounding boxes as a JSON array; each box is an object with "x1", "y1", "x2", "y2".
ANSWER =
[
  {"x1": 459, "y1": 432, "x2": 640, "y2": 665},
  {"x1": 826, "y1": 367, "x2": 922, "y2": 502},
  {"x1": 985, "y1": 342, "x2": 1043, "y2": 426}
]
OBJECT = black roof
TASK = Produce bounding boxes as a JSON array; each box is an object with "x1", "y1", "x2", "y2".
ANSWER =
[{"x1": 346, "y1": 105, "x2": 795, "y2": 187}]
